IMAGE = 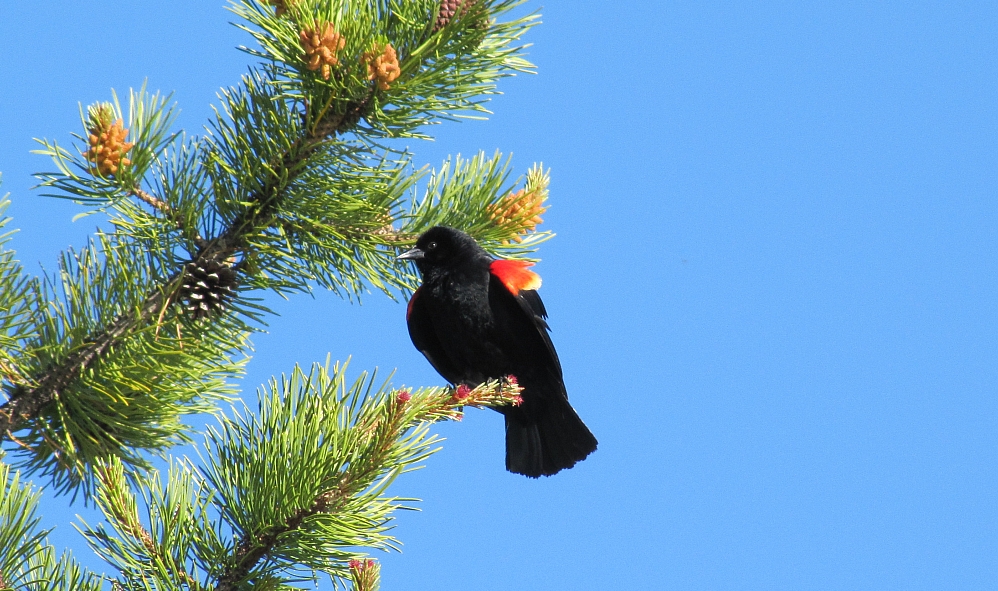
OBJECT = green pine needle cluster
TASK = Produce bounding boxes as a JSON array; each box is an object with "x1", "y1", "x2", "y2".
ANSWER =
[
  {"x1": 78, "y1": 363, "x2": 520, "y2": 589},
  {"x1": 0, "y1": 463, "x2": 102, "y2": 590},
  {"x1": 0, "y1": 200, "x2": 35, "y2": 389},
  {"x1": 0, "y1": 0, "x2": 554, "y2": 587}
]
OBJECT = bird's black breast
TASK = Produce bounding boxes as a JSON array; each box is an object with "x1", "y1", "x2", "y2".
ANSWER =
[{"x1": 413, "y1": 267, "x2": 510, "y2": 384}]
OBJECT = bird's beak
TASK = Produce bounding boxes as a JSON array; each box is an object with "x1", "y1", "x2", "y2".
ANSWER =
[{"x1": 397, "y1": 247, "x2": 425, "y2": 261}]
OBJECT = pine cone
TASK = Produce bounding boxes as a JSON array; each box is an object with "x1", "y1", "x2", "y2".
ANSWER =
[
  {"x1": 433, "y1": 0, "x2": 485, "y2": 32},
  {"x1": 488, "y1": 187, "x2": 548, "y2": 242},
  {"x1": 84, "y1": 117, "x2": 134, "y2": 177},
  {"x1": 179, "y1": 257, "x2": 238, "y2": 320},
  {"x1": 363, "y1": 44, "x2": 401, "y2": 91},
  {"x1": 300, "y1": 22, "x2": 346, "y2": 80}
]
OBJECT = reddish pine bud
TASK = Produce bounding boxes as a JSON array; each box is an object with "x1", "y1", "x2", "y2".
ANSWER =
[
  {"x1": 506, "y1": 375, "x2": 518, "y2": 386},
  {"x1": 454, "y1": 384, "x2": 471, "y2": 400},
  {"x1": 397, "y1": 390, "x2": 411, "y2": 403},
  {"x1": 512, "y1": 395, "x2": 523, "y2": 406},
  {"x1": 349, "y1": 558, "x2": 376, "y2": 571}
]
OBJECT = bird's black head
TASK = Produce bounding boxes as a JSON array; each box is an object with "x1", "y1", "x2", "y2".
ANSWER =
[{"x1": 397, "y1": 226, "x2": 488, "y2": 274}]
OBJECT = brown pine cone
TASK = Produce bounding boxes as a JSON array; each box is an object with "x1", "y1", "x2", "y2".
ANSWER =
[{"x1": 179, "y1": 257, "x2": 238, "y2": 320}]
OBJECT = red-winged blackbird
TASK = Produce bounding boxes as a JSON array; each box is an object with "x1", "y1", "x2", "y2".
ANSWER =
[{"x1": 399, "y1": 226, "x2": 597, "y2": 477}]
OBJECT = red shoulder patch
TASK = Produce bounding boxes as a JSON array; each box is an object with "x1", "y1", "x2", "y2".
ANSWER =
[
  {"x1": 490, "y1": 259, "x2": 542, "y2": 294},
  {"x1": 407, "y1": 287, "x2": 421, "y2": 321}
]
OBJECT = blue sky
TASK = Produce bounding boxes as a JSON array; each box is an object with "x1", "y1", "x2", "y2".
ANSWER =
[{"x1": 2, "y1": 1, "x2": 998, "y2": 589}]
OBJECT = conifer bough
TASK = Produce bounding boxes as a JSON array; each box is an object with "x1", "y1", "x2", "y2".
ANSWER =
[{"x1": 0, "y1": 0, "x2": 565, "y2": 588}]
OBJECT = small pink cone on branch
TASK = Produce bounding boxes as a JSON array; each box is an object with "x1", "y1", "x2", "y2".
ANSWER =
[{"x1": 349, "y1": 558, "x2": 379, "y2": 591}]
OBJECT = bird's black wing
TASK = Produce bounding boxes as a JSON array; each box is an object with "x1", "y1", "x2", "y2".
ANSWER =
[
  {"x1": 489, "y1": 271, "x2": 599, "y2": 477},
  {"x1": 487, "y1": 274, "x2": 564, "y2": 385},
  {"x1": 406, "y1": 287, "x2": 464, "y2": 384},
  {"x1": 519, "y1": 288, "x2": 549, "y2": 321}
]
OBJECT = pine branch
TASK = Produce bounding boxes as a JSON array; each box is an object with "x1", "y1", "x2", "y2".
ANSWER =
[
  {"x1": 0, "y1": 283, "x2": 169, "y2": 435},
  {"x1": 213, "y1": 396, "x2": 398, "y2": 591},
  {"x1": 205, "y1": 363, "x2": 521, "y2": 590},
  {"x1": 4, "y1": 71, "x2": 386, "y2": 484},
  {"x1": 0, "y1": 198, "x2": 36, "y2": 388},
  {"x1": 402, "y1": 151, "x2": 554, "y2": 255},
  {"x1": 88, "y1": 459, "x2": 204, "y2": 591},
  {"x1": 77, "y1": 362, "x2": 522, "y2": 590},
  {"x1": 129, "y1": 186, "x2": 208, "y2": 249},
  {"x1": 0, "y1": 462, "x2": 102, "y2": 590}
]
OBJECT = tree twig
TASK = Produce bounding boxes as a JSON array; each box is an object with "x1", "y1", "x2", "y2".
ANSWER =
[{"x1": 129, "y1": 187, "x2": 208, "y2": 250}]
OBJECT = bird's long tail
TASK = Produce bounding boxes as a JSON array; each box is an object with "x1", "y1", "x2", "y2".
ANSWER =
[{"x1": 504, "y1": 393, "x2": 597, "y2": 478}]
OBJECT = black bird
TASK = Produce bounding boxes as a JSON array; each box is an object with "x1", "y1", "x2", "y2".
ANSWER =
[{"x1": 399, "y1": 226, "x2": 597, "y2": 477}]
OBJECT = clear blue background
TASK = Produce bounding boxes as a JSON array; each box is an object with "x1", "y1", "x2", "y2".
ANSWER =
[{"x1": 2, "y1": 1, "x2": 997, "y2": 589}]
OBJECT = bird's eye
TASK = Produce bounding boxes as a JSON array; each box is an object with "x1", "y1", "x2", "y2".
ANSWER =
[{"x1": 427, "y1": 241, "x2": 438, "y2": 250}]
